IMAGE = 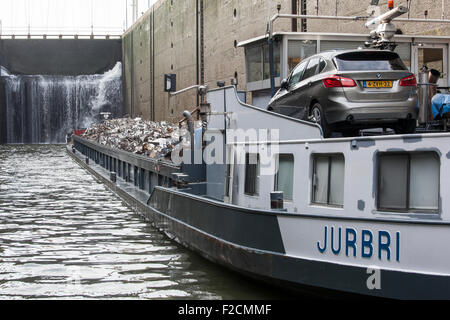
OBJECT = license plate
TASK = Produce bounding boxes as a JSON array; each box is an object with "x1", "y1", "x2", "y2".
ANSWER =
[{"x1": 363, "y1": 80, "x2": 393, "y2": 88}]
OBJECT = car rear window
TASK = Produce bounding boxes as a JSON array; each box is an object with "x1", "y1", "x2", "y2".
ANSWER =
[{"x1": 335, "y1": 51, "x2": 408, "y2": 71}]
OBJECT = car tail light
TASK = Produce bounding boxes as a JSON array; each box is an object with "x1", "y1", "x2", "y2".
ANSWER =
[
  {"x1": 323, "y1": 75, "x2": 356, "y2": 88},
  {"x1": 399, "y1": 75, "x2": 417, "y2": 87}
]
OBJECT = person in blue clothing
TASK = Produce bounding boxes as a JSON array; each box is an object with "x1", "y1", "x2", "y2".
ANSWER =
[{"x1": 432, "y1": 94, "x2": 450, "y2": 119}]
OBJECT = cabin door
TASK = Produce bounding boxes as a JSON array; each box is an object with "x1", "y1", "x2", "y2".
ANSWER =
[{"x1": 414, "y1": 43, "x2": 448, "y2": 87}]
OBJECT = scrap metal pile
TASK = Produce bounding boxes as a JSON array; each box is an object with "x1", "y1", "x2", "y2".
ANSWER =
[{"x1": 82, "y1": 117, "x2": 191, "y2": 160}]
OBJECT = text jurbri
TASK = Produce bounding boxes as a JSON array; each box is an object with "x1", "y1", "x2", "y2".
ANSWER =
[{"x1": 317, "y1": 226, "x2": 400, "y2": 261}]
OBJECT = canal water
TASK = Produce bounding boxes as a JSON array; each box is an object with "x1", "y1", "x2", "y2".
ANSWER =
[{"x1": 0, "y1": 145, "x2": 286, "y2": 299}]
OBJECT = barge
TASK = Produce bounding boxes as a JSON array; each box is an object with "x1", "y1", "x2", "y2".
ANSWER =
[{"x1": 68, "y1": 85, "x2": 450, "y2": 299}]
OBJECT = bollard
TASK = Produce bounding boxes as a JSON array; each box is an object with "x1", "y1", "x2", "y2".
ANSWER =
[
  {"x1": 110, "y1": 172, "x2": 117, "y2": 183},
  {"x1": 85, "y1": 157, "x2": 89, "y2": 165},
  {"x1": 270, "y1": 191, "x2": 284, "y2": 210}
]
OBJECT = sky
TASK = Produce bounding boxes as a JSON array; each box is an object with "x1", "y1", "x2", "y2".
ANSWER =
[{"x1": 0, "y1": 0, "x2": 158, "y2": 35}]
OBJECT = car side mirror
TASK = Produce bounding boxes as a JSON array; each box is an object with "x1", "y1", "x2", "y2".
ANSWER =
[{"x1": 280, "y1": 79, "x2": 289, "y2": 90}]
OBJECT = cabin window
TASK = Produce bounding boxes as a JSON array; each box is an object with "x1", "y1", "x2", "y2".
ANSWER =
[
  {"x1": 288, "y1": 40, "x2": 317, "y2": 72},
  {"x1": 245, "y1": 42, "x2": 280, "y2": 83},
  {"x1": 245, "y1": 153, "x2": 260, "y2": 196},
  {"x1": 263, "y1": 42, "x2": 281, "y2": 79},
  {"x1": 320, "y1": 40, "x2": 365, "y2": 53},
  {"x1": 378, "y1": 152, "x2": 439, "y2": 213},
  {"x1": 246, "y1": 46, "x2": 262, "y2": 82},
  {"x1": 312, "y1": 154, "x2": 345, "y2": 207},
  {"x1": 275, "y1": 154, "x2": 294, "y2": 201},
  {"x1": 395, "y1": 42, "x2": 411, "y2": 70}
]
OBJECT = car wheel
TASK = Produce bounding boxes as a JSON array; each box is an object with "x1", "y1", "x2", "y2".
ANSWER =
[
  {"x1": 396, "y1": 119, "x2": 416, "y2": 134},
  {"x1": 311, "y1": 103, "x2": 331, "y2": 138}
]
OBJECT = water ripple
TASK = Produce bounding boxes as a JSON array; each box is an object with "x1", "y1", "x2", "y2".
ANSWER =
[{"x1": 0, "y1": 145, "x2": 281, "y2": 299}]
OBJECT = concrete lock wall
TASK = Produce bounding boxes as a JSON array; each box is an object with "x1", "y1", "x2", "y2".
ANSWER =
[
  {"x1": 122, "y1": 0, "x2": 293, "y2": 122},
  {"x1": 123, "y1": 0, "x2": 449, "y2": 122},
  {"x1": 122, "y1": 0, "x2": 198, "y2": 122}
]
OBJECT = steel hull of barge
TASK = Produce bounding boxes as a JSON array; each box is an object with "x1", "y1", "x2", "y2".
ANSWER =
[
  {"x1": 69, "y1": 86, "x2": 450, "y2": 299},
  {"x1": 67, "y1": 145, "x2": 450, "y2": 299}
]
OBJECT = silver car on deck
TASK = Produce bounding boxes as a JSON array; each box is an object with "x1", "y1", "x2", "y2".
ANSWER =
[{"x1": 267, "y1": 49, "x2": 419, "y2": 137}]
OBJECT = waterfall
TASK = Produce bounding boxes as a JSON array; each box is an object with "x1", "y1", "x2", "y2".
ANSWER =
[{"x1": 1, "y1": 62, "x2": 123, "y2": 144}]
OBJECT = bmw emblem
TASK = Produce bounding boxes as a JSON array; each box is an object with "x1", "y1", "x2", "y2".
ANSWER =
[{"x1": 376, "y1": 73, "x2": 382, "y2": 79}]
